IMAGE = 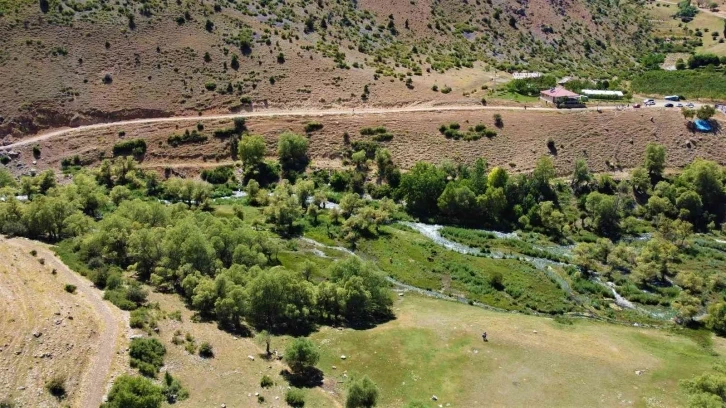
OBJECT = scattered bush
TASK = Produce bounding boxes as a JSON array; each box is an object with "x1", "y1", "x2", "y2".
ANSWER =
[
  {"x1": 168, "y1": 130, "x2": 208, "y2": 147},
  {"x1": 304, "y1": 122, "x2": 324, "y2": 133},
  {"x1": 260, "y1": 375, "x2": 274, "y2": 388},
  {"x1": 45, "y1": 375, "x2": 66, "y2": 399},
  {"x1": 130, "y1": 338, "x2": 166, "y2": 377},
  {"x1": 104, "y1": 375, "x2": 164, "y2": 408},
  {"x1": 285, "y1": 388, "x2": 305, "y2": 407},
  {"x1": 201, "y1": 166, "x2": 235, "y2": 184},
  {"x1": 113, "y1": 139, "x2": 147, "y2": 156},
  {"x1": 64, "y1": 284, "x2": 77, "y2": 294},
  {"x1": 198, "y1": 341, "x2": 214, "y2": 358}
]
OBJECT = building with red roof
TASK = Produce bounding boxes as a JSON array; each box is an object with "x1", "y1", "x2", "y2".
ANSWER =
[{"x1": 540, "y1": 86, "x2": 581, "y2": 105}]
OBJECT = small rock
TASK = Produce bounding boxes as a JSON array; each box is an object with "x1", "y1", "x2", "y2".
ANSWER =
[
  {"x1": 332, "y1": 365, "x2": 337, "y2": 370},
  {"x1": 248, "y1": 355, "x2": 255, "y2": 361},
  {"x1": 33, "y1": 331, "x2": 42, "y2": 338},
  {"x1": 340, "y1": 355, "x2": 346, "y2": 360},
  {"x1": 432, "y1": 395, "x2": 438, "y2": 401},
  {"x1": 635, "y1": 370, "x2": 644, "y2": 376},
  {"x1": 221, "y1": 404, "x2": 226, "y2": 408},
  {"x1": 255, "y1": 392, "x2": 259, "y2": 396},
  {"x1": 532, "y1": 330, "x2": 538, "y2": 334},
  {"x1": 17, "y1": 386, "x2": 25, "y2": 391}
]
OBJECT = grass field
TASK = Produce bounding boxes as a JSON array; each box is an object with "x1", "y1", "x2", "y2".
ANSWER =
[
  {"x1": 310, "y1": 294, "x2": 726, "y2": 407},
  {"x1": 647, "y1": 2, "x2": 726, "y2": 56},
  {"x1": 631, "y1": 70, "x2": 726, "y2": 99}
]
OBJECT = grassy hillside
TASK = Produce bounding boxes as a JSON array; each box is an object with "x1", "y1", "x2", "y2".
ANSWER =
[{"x1": 0, "y1": 0, "x2": 653, "y2": 136}]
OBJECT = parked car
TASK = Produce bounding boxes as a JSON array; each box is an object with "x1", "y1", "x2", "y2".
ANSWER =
[
  {"x1": 686, "y1": 103, "x2": 695, "y2": 108},
  {"x1": 633, "y1": 104, "x2": 641, "y2": 108},
  {"x1": 643, "y1": 99, "x2": 655, "y2": 104},
  {"x1": 676, "y1": 103, "x2": 683, "y2": 107},
  {"x1": 665, "y1": 103, "x2": 674, "y2": 108}
]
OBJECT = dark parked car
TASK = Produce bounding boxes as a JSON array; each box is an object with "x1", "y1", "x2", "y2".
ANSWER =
[{"x1": 665, "y1": 103, "x2": 674, "y2": 108}]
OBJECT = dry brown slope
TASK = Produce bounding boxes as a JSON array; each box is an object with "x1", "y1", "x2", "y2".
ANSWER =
[
  {"x1": 0, "y1": 237, "x2": 129, "y2": 408},
  {"x1": 3, "y1": 108, "x2": 724, "y2": 178}
]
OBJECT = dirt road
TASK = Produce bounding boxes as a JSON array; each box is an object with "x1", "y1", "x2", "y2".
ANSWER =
[
  {"x1": 1, "y1": 103, "x2": 632, "y2": 150},
  {"x1": 2, "y1": 237, "x2": 127, "y2": 408}
]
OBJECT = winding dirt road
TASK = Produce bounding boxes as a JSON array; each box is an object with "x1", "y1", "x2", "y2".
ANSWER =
[
  {"x1": 2, "y1": 237, "x2": 127, "y2": 408},
  {"x1": 1, "y1": 103, "x2": 629, "y2": 150}
]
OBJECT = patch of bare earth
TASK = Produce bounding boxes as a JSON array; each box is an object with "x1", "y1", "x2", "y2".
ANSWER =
[{"x1": 0, "y1": 237, "x2": 129, "y2": 408}]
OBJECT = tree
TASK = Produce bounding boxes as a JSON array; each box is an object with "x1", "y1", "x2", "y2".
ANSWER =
[
  {"x1": 630, "y1": 167, "x2": 651, "y2": 194},
  {"x1": 264, "y1": 182, "x2": 303, "y2": 235},
  {"x1": 246, "y1": 267, "x2": 315, "y2": 331},
  {"x1": 696, "y1": 105, "x2": 716, "y2": 120},
  {"x1": 487, "y1": 166, "x2": 508, "y2": 190},
  {"x1": 571, "y1": 159, "x2": 592, "y2": 194},
  {"x1": 102, "y1": 375, "x2": 163, "y2": 408},
  {"x1": 682, "y1": 107, "x2": 696, "y2": 121},
  {"x1": 284, "y1": 338, "x2": 320, "y2": 373},
  {"x1": 294, "y1": 179, "x2": 315, "y2": 208},
  {"x1": 644, "y1": 143, "x2": 666, "y2": 181},
  {"x1": 399, "y1": 162, "x2": 446, "y2": 216},
  {"x1": 238, "y1": 135, "x2": 266, "y2": 171},
  {"x1": 705, "y1": 302, "x2": 726, "y2": 335},
  {"x1": 585, "y1": 192, "x2": 621, "y2": 237},
  {"x1": 278, "y1": 132, "x2": 309, "y2": 175},
  {"x1": 470, "y1": 158, "x2": 488, "y2": 194},
  {"x1": 346, "y1": 376, "x2": 380, "y2": 408},
  {"x1": 437, "y1": 183, "x2": 476, "y2": 218},
  {"x1": 672, "y1": 292, "x2": 702, "y2": 324}
]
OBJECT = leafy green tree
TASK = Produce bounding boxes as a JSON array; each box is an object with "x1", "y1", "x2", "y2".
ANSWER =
[
  {"x1": 437, "y1": 183, "x2": 476, "y2": 217},
  {"x1": 102, "y1": 375, "x2": 163, "y2": 408},
  {"x1": 470, "y1": 158, "x2": 489, "y2": 194},
  {"x1": 238, "y1": 135, "x2": 266, "y2": 171},
  {"x1": 246, "y1": 267, "x2": 316, "y2": 331},
  {"x1": 696, "y1": 105, "x2": 716, "y2": 120},
  {"x1": 630, "y1": 167, "x2": 651, "y2": 194},
  {"x1": 477, "y1": 187, "x2": 507, "y2": 225},
  {"x1": 294, "y1": 179, "x2": 315, "y2": 208},
  {"x1": 346, "y1": 376, "x2": 379, "y2": 408},
  {"x1": 672, "y1": 292, "x2": 702, "y2": 324},
  {"x1": 278, "y1": 132, "x2": 309, "y2": 175},
  {"x1": 284, "y1": 337, "x2": 320, "y2": 373},
  {"x1": 705, "y1": 302, "x2": 726, "y2": 335},
  {"x1": 339, "y1": 193, "x2": 363, "y2": 217},
  {"x1": 571, "y1": 159, "x2": 592, "y2": 194},
  {"x1": 264, "y1": 181, "x2": 303, "y2": 235},
  {"x1": 644, "y1": 143, "x2": 666, "y2": 181},
  {"x1": 0, "y1": 168, "x2": 16, "y2": 189},
  {"x1": 585, "y1": 192, "x2": 621, "y2": 237},
  {"x1": 399, "y1": 162, "x2": 446, "y2": 216},
  {"x1": 328, "y1": 257, "x2": 392, "y2": 322}
]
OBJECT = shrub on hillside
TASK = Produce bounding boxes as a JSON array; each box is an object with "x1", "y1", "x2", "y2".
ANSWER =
[
  {"x1": 285, "y1": 389, "x2": 305, "y2": 407},
  {"x1": 103, "y1": 375, "x2": 164, "y2": 408},
  {"x1": 198, "y1": 342, "x2": 214, "y2": 358},
  {"x1": 113, "y1": 139, "x2": 146, "y2": 156},
  {"x1": 46, "y1": 375, "x2": 66, "y2": 399},
  {"x1": 168, "y1": 129, "x2": 208, "y2": 147},
  {"x1": 129, "y1": 338, "x2": 166, "y2": 377}
]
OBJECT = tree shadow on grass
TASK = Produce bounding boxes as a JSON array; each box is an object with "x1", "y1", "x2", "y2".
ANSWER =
[{"x1": 280, "y1": 368, "x2": 324, "y2": 388}]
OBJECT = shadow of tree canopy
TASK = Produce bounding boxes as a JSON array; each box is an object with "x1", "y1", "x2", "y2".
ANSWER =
[{"x1": 280, "y1": 367, "x2": 324, "y2": 388}]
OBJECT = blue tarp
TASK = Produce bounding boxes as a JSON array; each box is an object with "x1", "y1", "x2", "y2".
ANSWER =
[{"x1": 694, "y1": 119, "x2": 712, "y2": 132}]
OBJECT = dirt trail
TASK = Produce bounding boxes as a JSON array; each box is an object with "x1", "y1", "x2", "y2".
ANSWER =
[
  {"x1": 1, "y1": 104, "x2": 632, "y2": 150},
  {"x1": 3, "y1": 237, "x2": 127, "y2": 408}
]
